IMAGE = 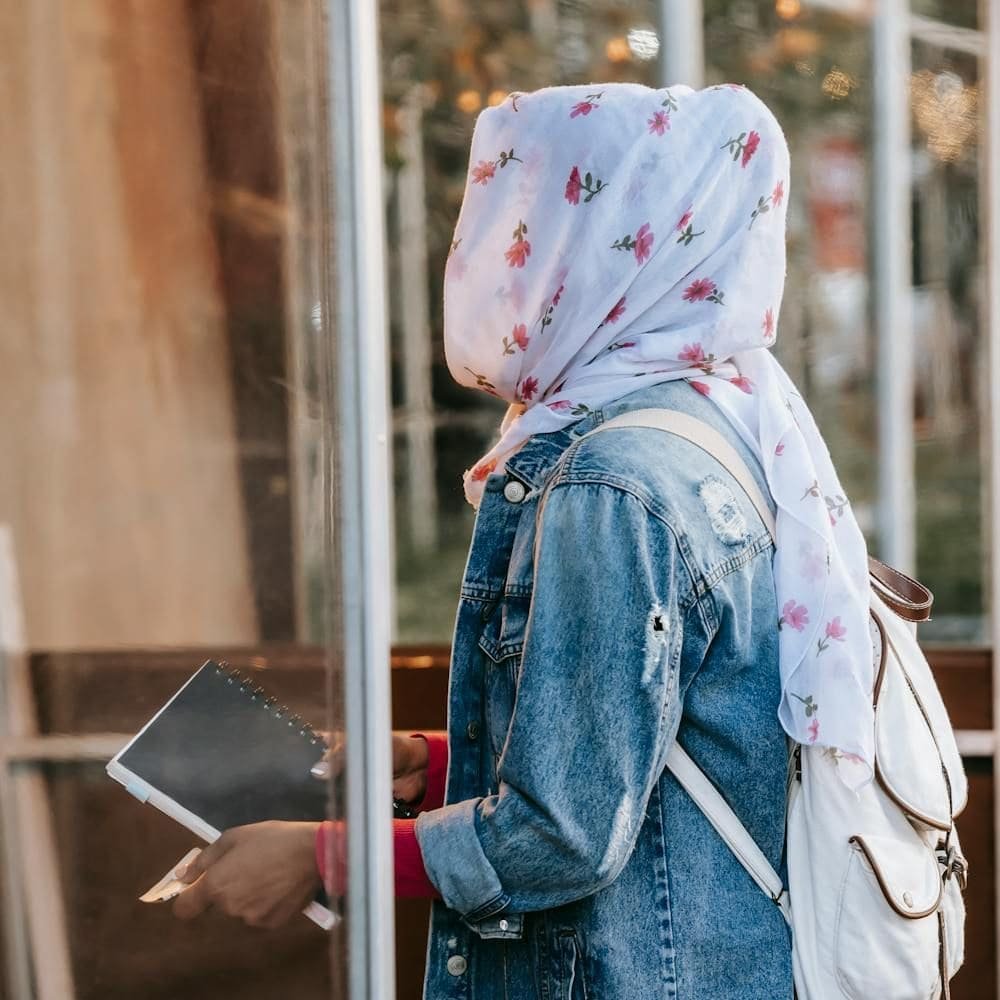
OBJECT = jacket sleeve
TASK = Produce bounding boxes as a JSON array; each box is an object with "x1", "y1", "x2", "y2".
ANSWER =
[{"x1": 414, "y1": 480, "x2": 699, "y2": 922}]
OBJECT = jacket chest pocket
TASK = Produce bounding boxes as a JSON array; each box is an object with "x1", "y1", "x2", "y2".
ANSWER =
[{"x1": 476, "y1": 595, "x2": 528, "y2": 759}]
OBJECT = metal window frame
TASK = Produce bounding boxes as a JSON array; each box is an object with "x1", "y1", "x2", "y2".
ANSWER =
[
  {"x1": 328, "y1": 1, "x2": 397, "y2": 998},
  {"x1": 985, "y1": 0, "x2": 1000, "y2": 983}
]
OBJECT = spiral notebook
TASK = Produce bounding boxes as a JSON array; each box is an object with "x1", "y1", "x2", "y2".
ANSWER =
[{"x1": 106, "y1": 659, "x2": 336, "y2": 929}]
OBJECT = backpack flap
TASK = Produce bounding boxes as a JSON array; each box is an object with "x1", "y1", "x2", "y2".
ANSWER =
[
  {"x1": 872, "y1": 599, "x2": 968, "y2": 824},
  {"x1": 849, "y1": 833, "x2": 943, "y2": 918}
]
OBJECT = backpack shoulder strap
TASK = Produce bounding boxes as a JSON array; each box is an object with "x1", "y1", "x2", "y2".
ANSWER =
[
  {"x1": 580, "y1": 408, "x2": 777, "y2": 540},
  {"x1": 667, "y1": 743, "x2": 791, "y2": 924},
  {"x1": 581, "y1": 407, "x2": 790, "y2": 923}
]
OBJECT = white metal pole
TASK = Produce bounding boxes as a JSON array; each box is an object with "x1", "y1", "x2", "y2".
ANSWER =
[
  {"x1": 327, "y1": 1, "x2": 397, "y2": 998},
  {"x1": 397, "y1": 87, "x2": 439, "y2": 557},
  {"x1": 657, "y1": 0, "x2": 704, "y2": 89},
  {"x1": 984, "y1": 0, "x2": 1000, "y2": 984},
  {"x1": 873, "y1": 0, "x2": 916, "y2": 572}
]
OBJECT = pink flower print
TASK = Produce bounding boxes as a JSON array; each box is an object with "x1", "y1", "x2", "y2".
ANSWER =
[
  {"x1": 778, "y1": 600, "x2": 809, "y2": 632},
  {"x1": 800, "y1": 544, "x2": 828, "y2": 583},
  {"x1": 730, "y1": 376, "x2": 753, "y2": 394},
  {"x1": 518, "y1": 375, "x2": 539, "y2": 401},
  {"x1": 610, "y1": 223, "x2": 654, "y2": 266},
  {"x1": 675, "y1": 207, "x2": 693, "y2": 232},
  {"x1": 502, "y1": 323, "x2": 530, "y2": 355},
  {"x1": 505, "y1": 220, "x2": 531, "y2": 269},
  {"x1": 551, "y1": 284, "x2": 565, "y2": 307},
  {"x1": 807, "y1": 718, "x2": 820, "y2": 744},
  {"x1": 762, "y1": 308, "x2": 775, "y2": 340},
  {"x1": 679, "y1": 343, "x2": 706, "y2": 364},
  {"x1": 565, "y1": 166, "x2": 582, "y2": 205},
  {"x1": 682, "y1": 278, "x2": 716, "y2": 302},
  {"x1": 565, "y1": 166, "x2": 607, "y2": 205},
  {"x1": 689, "y1": 380, "x2": 711, "y2": 397},
  {"x1": 546, "y1": 399, "x2": 573, "y2": 412},
  {"x1": 470, "y1": 458, "x2": 498, "y2": 482},
  {"x1": 570, "y1": 92, "x2": 602, "y2": 118},
  {"x1": 772, "y1": 179, "x2": 785, "y2": 208},
  {"x1": 603, "y1": 296, "x2": 627, "y2": 325},
  {"x1": 471, "y1": 160, "x2": 496, "y2": 185},
  {"x1": 648, "y1": 111, "x2": 670, "y2": 136},
  {"x1": 817, "y1": 616, "x2": 847, "y2": 654},
  {"x1": 634, "y1": 223, "x2": 654, "y2": 265},
  {"x1": 720, "y1": 130, "x2": 761, "y2": 168},
  {"x1": 775, "y1": 442, "x2": 786, "y2": 456}
]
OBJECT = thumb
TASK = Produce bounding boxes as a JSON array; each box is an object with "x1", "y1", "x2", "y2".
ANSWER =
[{"x1": 178, "y1": 833, "x2": 231, "y2": 884}]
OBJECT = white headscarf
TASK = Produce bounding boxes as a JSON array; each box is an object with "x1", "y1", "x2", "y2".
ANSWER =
[{"x1": 443, "y1": 82, "x2": 873, "y2": 784}]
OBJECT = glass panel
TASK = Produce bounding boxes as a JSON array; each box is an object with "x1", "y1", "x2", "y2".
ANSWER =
[
  {"x1": 1, "y1": 2, "x2": 345, "y2": 997},
  {"x1": 909, "y1": 38, "x2": 986, "y2": 641},
  {"x1": 383, "y1": 0, "x2": 660, "y2": 643},
  {"x1": 704, "y1": 1, "x2": 879, "y2": 544},
  {"x1": 911, "y1": 0, "x2": 979, "y2": 30}
]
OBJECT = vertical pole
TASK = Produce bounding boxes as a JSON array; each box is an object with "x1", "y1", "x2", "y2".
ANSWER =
[
  {"x1": 397, "y1": 87, "x2": 439, "y2": 559},
  {"x1": 327, "y1": 1, "x2": 396, "y2": 998},
  {"x1": 984, "y1": 0, "x2": 1000, "y2": 986},
  {"x1": 657, "y1": 0, "x2": 705, "y2": 89},
  {"x1": 872, "y1": 0, "x2": 916, "y2": 572}
]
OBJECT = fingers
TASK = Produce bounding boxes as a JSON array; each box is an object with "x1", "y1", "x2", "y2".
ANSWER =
[
  {"x1": 312, "y1": 731, "x2": 346, "y2": 780},
  {"x1": 171, "y1": 874, "x2": 211, "y2": 920},
  {"x1": 178, "y1": 832, "x2": 232, "y2": 883}
]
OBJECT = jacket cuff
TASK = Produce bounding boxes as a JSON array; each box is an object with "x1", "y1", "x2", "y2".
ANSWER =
[
  {"x1": 414, "y1": 798, "x2": 510, "y2": 920},
  {"x1": 409, "y1": 732, "x2": 449, "y2": 812}
]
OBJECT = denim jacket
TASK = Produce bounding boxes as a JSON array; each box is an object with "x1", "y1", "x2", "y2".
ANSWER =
[{"x1": 414, "y1": 378, "x2": 793, "y2": 999}]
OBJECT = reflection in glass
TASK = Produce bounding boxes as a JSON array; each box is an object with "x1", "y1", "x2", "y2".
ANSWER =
[{"x1": 2, "y1": 1, "x2": 343, "y2": 996}]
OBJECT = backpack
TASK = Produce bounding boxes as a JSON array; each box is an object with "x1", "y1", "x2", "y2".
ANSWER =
[{"x1": 584, "y1": 407, "x2": 969, "y2": 1000}]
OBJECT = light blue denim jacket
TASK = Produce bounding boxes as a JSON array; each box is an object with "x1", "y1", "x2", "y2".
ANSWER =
[{"x1": 414, "y1": 378, "x2": 793, "y2": 999}]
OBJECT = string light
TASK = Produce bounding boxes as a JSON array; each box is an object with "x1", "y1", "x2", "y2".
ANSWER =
[
  {"x1": 455, "y1": 89, "x2": 482, "y2": 113},
  {"x1": 776, "y1": 0, "x2": 801, "y2": 19},
  {"x1": 605, "y1": 37, "x2": 631, "y2": 63}
]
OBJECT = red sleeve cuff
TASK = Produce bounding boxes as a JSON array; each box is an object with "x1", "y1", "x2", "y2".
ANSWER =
[
  {"x1": 315, "y1": 819, "x2": 440, "y2": 899},
  {"x1": 409, "y1": 731, "x2": 449, "y2": 813}
]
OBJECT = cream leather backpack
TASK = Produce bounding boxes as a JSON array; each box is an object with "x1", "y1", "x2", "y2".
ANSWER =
[{"x1": 585, "y1": 407, "x2": 969, "y2": 1000}]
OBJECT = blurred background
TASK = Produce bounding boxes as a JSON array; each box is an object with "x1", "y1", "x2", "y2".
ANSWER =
[{"x1": 0, "y1": 0, "x2": 997, "y2": 998}]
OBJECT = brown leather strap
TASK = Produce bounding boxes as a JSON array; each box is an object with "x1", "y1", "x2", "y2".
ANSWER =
[{"x1": 868, "y1": 556, "x2": 933, "y2": 622}]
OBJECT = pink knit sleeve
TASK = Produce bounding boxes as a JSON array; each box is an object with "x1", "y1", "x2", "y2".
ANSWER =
[
  {"x1": 315, "y1": 819, "x2": 441, "y2": 899},
  {"x1": 409, "y1": 731, "x2": 449, "y2": 812}
]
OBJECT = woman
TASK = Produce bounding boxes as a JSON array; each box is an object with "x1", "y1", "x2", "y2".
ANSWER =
[{"x1": 176, "y1": 82, "x2": 874, "y2": 999}]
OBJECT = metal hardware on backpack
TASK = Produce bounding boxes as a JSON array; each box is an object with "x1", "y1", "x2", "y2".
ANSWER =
[{"x1": 582, "y1": 407, "x2": 968, "y2": 1000}]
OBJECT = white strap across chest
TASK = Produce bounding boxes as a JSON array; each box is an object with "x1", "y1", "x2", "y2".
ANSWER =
[{"x1": 580, "y1": 407, "x2": 790, "y2": 924}]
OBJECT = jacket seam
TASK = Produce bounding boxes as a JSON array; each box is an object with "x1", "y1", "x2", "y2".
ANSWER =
[{"x1": 535, "y1": 476, "x2": 707, "y2": 617}]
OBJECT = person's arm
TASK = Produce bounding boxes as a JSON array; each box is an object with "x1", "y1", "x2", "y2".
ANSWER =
[
  {"x1": 407, "y1": 731, "x2": 449, "y2": 812},
  {"x1": 414, "y1": 480, "x2": 703, "y2": 922},
  {"x1": 315, "y1": 818, "x2": 441, "y2": 899}
]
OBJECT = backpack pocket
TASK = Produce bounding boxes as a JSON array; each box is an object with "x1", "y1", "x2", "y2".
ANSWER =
[{"x1": 833, "y1": 833, "x2": 942, "y2": 1000}]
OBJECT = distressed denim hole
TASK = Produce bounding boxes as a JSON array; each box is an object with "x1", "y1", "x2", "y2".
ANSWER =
[
  {"x1": 642, "y1": 602, "x2": 670, "y2": 684},
  {"x1": 698, "y1": 475, "x2": 748, "y2": 545}
]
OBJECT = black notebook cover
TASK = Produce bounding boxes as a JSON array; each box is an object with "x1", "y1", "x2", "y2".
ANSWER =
[{"x1": 115, "y1": 660, "x2": 329, "y2": 831}]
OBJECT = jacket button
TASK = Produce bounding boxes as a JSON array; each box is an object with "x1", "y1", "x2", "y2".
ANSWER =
[
  {"x1": 466, "y1": 721, "x2": 480, "y2": 741},
  {"x1": 503, "y1": 479, "x2": 526, "y2": 503},
  {"x1": 447, "y1": 955, "x2": 467, "y2": 976}
]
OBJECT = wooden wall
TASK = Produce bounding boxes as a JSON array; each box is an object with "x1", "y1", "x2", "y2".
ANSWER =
[{"x1": 0, "y1": 0, "x2": 259, "y2": 649}]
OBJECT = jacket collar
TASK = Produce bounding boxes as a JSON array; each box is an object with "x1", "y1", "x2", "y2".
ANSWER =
[{"x1": 500, "y1": 379, "x2": 694, "y2": 491}]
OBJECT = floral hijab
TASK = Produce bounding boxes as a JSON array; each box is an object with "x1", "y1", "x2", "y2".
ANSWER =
[{"x1": 443, "y1": 82, "x2": 873, "y2": 783}]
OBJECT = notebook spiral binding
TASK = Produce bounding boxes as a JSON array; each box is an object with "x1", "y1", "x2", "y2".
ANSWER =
[{"x1": 213, "y1": 660, "x2": 322, "y2": 747}]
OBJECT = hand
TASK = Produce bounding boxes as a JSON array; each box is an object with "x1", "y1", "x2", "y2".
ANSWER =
[
  {"x1": 313, "y1": 730, "x2": 429, "y2": 806},
  {"x1": 172, "y1": 821, "x2": 321, "y2": 929}
]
